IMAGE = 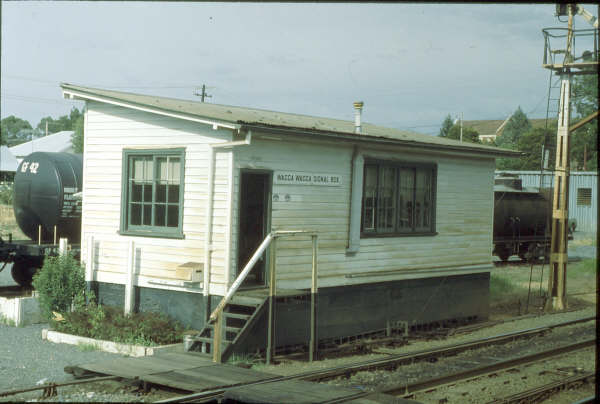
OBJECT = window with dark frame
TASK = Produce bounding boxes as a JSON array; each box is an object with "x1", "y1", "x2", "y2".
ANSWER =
[
  {"x1": 121, "y1": 149, "x2": 185, "y2": 238},
  {"x1": 361, "y1": 161, "x2": 436, "y2": 236}
]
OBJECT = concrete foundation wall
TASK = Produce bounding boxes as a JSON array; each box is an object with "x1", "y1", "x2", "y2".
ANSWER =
[
  {"x1": 91, "y1": 281, "x2": 220, "y2": 330},
  {"x1": 235, "y1": 272, "x2": 490, "y2": 354}
]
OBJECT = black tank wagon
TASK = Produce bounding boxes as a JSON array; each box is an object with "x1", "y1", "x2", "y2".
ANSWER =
[
  {"x1": 0, "y1": 152, "x2": 83, "y2": 286},
  {"x1": 492, "y1": 174, "x2": 575, "y2": 262}
]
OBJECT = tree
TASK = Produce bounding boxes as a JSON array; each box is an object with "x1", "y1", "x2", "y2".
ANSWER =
[
  {"x1": 447, "y1": 125, "x2": 481, "y2": 143},
  {"x1": 71, "y1": 114, "x2": 84, "y2": 154},
  {"x1": 496, "y1": 106, "x2": 531, "y2": 148},
  {"x1": 36, "y1": 107, "x2": 83, "y2": 135},
  {"x1": 570, "y1": 73, "x2": 598, "y2": 170},
  {"x1": 438, "y1": 114, "x2": 454, "y2": 138},
  {"x1": 1, "y1": 116, "x2": 33, "y2": 146}
]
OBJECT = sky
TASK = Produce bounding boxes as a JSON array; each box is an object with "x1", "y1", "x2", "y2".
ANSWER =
[{"x1": 1, "y1": 2, "x2": 596, "y2": 136}]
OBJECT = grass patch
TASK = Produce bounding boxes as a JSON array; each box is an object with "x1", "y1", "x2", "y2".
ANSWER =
[
  {"x1": 490, "y1": 273, "x2": 521, "y2": 301},
  {"x1": 568, "y1": 259, "x2": 597, "y2": 277}
]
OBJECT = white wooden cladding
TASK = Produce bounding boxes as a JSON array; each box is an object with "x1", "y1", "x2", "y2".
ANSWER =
[
  {"x1": 81, "y1": 102, "x2": 233, "y2": 296},
  {"x1": 83, "y1": 101, "x2": 495, "y2": 295}
]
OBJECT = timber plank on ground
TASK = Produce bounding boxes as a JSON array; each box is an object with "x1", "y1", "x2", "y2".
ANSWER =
[{"x1": 222, "y1": 379, "x2": 412, "y2": 404}]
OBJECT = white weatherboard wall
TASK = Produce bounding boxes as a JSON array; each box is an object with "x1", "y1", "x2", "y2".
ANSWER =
[
  {"x1": 233, "y1": 135, "x2": 495, "y2": 291},
  {"x1": 82, "y1": 102, "x2": 234, "y2": 296}
]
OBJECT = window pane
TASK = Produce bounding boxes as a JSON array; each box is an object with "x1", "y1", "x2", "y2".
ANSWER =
[
  {"x1": 142, "y1": 184, "x2": 152, "y2": 202},
  {"x1": 157, "y1": 157, "x2": 168, "y2": 181},
  {"x1": 167, "y1": 205, "x2": 179, "y2": 227},
  {"x1": 169, "y1": 158, "x2": 180, "y2": 183},
  {"x1": 398, "y1": 168, "x2": 414, "y2": 231},
  {"x1": 155, "y1": 204, "x2": 166, "y2": 226},
  {"x1": 377, "y1": 166, "x2": 396, "y2": 232},
  {"x1": 130, "y1": 203, "x2": 142, "y2": 225},
  {"x1": 143, "y1": 204, "x2": 152, "y2": 226},
  {"x1": 168, "y1": 184, "x2": 179, "y2": 203},
  {"x1": 415, "y1": 168, "x2": 432, "y2": 231},
  {"x1": 131, "y1": 183, "x2": 143, "y2": 202},
  {"x1": 156, "y1": 183, "x2": 167, "y2": 203},
  {"x1": 132, "y1": 156, "x2": 152, "y2": 181},
  {"x1": 362, "y1": 165, "x2": 378, "y2": 231}
]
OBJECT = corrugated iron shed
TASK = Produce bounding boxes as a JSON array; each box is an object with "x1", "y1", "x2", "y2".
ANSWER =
[
  {"x1": 9, "y1": 130, "x2": 74, "y2": 159},
  {"x1": 0, "y1": 146, "x2": 19, "y2": 172},
  {"x1": 61, "y1": 83, "x2": 519, "y2": 158}
]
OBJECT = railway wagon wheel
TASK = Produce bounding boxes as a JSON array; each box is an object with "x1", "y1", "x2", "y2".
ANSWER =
[
  {"x1": 11, "y1": 260, "x2": 41, "y2": 288},
  {"x1": 494, "y1": 244, "x2": 511, "y2": 262}
]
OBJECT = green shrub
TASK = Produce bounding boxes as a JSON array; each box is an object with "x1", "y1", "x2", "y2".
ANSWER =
[
  {"x1": 32, "y1": 254, "x2": 86, "y2": 321},
  {"x1": 54, "y1": 304, "x2": 186, "y2": 346},
  {"x1": 0, "y1": 184, "x2": 13, "y2": 205}
]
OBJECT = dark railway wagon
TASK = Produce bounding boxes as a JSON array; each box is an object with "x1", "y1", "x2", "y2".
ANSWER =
[
  {"x1": 0, "y1": 152, "x2": 83, "y2": 286},
  {"x1": 492, "y1": 175, "x2": 574, "y2": 262}
]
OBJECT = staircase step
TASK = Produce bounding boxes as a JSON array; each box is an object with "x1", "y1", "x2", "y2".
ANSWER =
[
  {"x1": 193, "y1": 336, "x2": 214, "y2": 343},
  {"x1": 223, "y1": 312, "x2": 251, "y2": 321},
  {"x1": 225, "y1": 326, "x2": 242, "y2": 333},
  {"x1": 230, "y1": 295, "x2": 265, "y2": 306}
]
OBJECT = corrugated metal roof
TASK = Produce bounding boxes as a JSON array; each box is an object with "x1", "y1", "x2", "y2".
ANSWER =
[
  {"x1": 9, "y1": 131, "x2": 74, "y2": 158},
  {"x1": 61, "y1": 83, "x2": 519, "y2": 157},
  {"x1": 1, "y1": 146, "x2": 19, "y2": 172}
]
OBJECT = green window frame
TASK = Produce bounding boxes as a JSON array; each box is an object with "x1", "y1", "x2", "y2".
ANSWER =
[
  {"x1": 120, "y1": 148, "x2": 185, "y2": 238},
  {"x1": 361, "y1": 160, "x2": 436, "y2": 237}
]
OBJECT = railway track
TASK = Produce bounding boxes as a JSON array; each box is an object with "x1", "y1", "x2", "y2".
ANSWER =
[
  {"x1": 1, "y1": 315, "x2": 593, "y2": 402},
  {"x1": 156, "y1": 315, "x2": 595, "y2": 403}
]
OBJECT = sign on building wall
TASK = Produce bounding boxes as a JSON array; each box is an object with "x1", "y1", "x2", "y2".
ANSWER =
[{"x1": 274, "y1": 171, "x2": 342, "y2": 187}]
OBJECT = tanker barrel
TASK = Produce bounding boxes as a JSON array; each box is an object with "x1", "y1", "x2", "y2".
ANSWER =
[{"x1": 13, "y1": 152, "x2": 83, "y2": 243}]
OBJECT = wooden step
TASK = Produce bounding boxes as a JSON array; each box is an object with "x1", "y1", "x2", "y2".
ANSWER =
[
  {"x1": 223, "y1": 312, "x2": 252, "y2": 321},
  {"x1": 230, "y1": 295, "x2": 265, "y2": 307}
]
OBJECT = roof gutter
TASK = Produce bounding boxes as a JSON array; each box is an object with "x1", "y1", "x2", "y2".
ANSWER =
[
  {"x1": 241, "y1": 123, "x2": 521, "y2": 158},
  {"x1": 61, "y1": 86, "x2": 240, "y2": 132}
]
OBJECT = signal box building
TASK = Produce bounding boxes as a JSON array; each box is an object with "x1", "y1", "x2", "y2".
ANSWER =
[{"x1": 61, "y1": 83, "x2": 517, "y2": 356}]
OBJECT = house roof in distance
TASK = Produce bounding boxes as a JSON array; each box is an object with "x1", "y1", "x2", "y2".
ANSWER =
[
  {"x1": 1, "y1": 146, "x2": 19, "y2": 172},
  {"x1": 9, "y1": 130, "x2": 74, "y2": 157},
  {"x1": 61, "y1": 83, "x2": 520, "y2": 157},
  {"x1": 464, "y1": 118, "x2": 552, "y2": 138}
]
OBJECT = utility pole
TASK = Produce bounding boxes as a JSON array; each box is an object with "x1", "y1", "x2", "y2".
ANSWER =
[
  {"x1": 194, "y1": 84, "x2": 212, "y2": 102},
  {"x1": 460, "y1": 112, "x2": 463, "y2": 142},
  {"x1": 542, "y1": 3, "x2": 599, "y2": 311}
]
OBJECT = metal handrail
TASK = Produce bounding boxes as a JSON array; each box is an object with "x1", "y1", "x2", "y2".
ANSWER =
[
  {"x1": 208, "y1": 232, "x2": 274, "y2": 323},
  {"x1": 208, "y1": 230, "x2": 317, "y2": 323},
  {"x1": 209, "y1": 229, "x2": 317, "y2": 362}
]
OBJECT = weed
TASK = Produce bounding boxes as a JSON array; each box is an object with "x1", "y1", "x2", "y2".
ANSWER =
[
  {"x1": 77, "y1": 342, "x2": 99, "y2": 352},
  {"x1": 0, "y1": 184, "x2": 13, "y2": 205},
  {"x1": 228, "y1": 352, "x2": 262, "y2": 367},
  {"x1": 0, "y1": 314, "x2": 16, "y2": 327}
]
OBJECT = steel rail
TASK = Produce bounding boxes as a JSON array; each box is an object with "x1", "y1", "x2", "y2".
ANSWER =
[
  {"x1": 0, "y1": 375, "x2": 120, "y2": 398},
  {"x1": 486, "y1": 371, "x2": 595, "y2": 404},
  {"x1": 320, "y1": 338, "x2": 595, "y2": 403},
  {"x1": 391, "y1": 338, "x2": 595, "y2": 397},
  {"x1": 155, "y1": 316, "x2": 594, "y2": 403}
]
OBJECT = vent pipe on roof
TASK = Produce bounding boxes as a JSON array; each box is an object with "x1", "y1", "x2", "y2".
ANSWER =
[{"x1": 353, "y1": 101, "x2": 364, "y2": 134}]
